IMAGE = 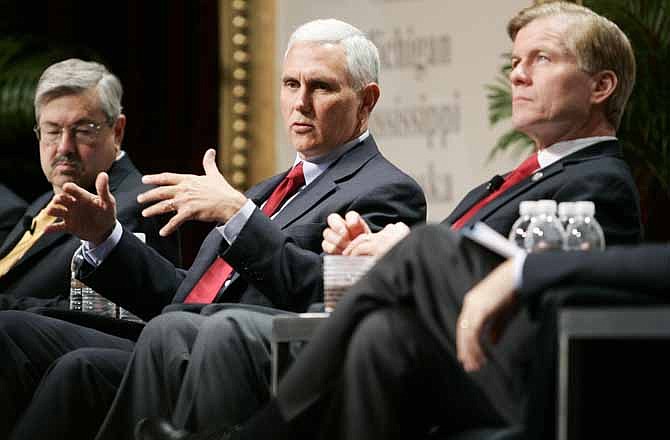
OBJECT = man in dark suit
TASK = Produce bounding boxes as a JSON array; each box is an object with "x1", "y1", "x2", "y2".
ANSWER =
[
  {"x1": 0, "y1": 184, "x2": 26, "y2": 245},
  {"x1": 0, "y1": 59, "x2": 180, "y2": 311},
  {"x1": 0, "y1": 19, "x2": 426, "y2": 440},
  {"x1": 136, "y1": 3, "x2": 646, "y2": 440}
]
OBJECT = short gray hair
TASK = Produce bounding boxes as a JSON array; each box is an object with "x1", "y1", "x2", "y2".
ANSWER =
[
  {"x1": 286, "y1": 19, "x2": 380, "y2": 91},
  {"x1": 34, "y1": 58, "x2": 123, "y2": 123}
]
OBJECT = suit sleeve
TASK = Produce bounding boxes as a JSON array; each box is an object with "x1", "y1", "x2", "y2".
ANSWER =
[
  {"x1": 223, "y1": 179, "x2": 426, "y2": 311},
  {"x1": 80, "y1": 230, "x2": 188, "y2": 320},
  {"x1": 116, "y1": 193, "x2": 182, "y2": 267},
  {"x1": 517, "y1": 245, "x2": 670, "y2": 312}
]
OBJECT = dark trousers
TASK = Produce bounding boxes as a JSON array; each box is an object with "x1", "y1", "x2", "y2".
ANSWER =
[
  {"x1": 268, "y1": 225, "x2": 534, "y2": 439},
  {"x1": 95, "y1": 304, "x2": 295, "y2": 440},
  {"x1": 0, "y1": 311, "x2": 134, "y2": 439}
]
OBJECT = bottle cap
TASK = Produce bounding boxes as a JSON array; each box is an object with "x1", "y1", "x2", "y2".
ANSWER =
[
  {"x1": 558, "y1": 201, "x2": 576, "y2": 217},
  {"x1": 575, "y1": 201, "x2": 595, "y2": 217},
  {"x1": 519, "y1": 200, "x2": 536, "y2": 216},
  {"x1": 537, "y1": 199, "x2": 557, "y2": 215}
]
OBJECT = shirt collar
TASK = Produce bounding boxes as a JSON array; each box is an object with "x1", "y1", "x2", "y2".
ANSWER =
[
  {"x1": 293, "y1": 130, "x2": 369, "y2": 186},
  {"x1": 537, "y1": 136, "x2": 616, "y2": 169}
]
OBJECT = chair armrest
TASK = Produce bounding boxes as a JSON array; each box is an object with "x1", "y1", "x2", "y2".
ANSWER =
[{"x1": 270, "y1": 313, "x2": 329, "y2": 394}]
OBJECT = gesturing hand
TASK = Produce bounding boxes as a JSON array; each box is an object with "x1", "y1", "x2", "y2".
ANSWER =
[
  {"x1": 138, "y1": 149, "x2": 247, "y2": 236},
  {"x1": 45, "y1": 172, "x2": 118, "y2": 246},
  {"x1": 456, "y1": 259, "x2": 519, "y2": 372}
]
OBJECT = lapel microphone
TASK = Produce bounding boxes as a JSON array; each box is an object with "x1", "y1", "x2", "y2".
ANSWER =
[{"x1": 486, "y1": 175, "x2": 505, "y2": 192}]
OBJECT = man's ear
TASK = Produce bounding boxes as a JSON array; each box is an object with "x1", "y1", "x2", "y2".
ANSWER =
[
  {"x1": 113, "y1": 114, "x2": 127, "y2": 150},
  {"x1": 590, "y1": 70, "x2": 617, "y2": 105},
  {"x1": 358, "y1": 82, "x2": 380, "y2": 123}
]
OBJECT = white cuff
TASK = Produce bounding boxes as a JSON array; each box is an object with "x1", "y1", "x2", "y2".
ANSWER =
[
  {"x1": 80, "y1": 220, "x2": 124, "y2": 267},
  {"x1": 219, "y1": 199, "x2": 257, "y2": 244}
]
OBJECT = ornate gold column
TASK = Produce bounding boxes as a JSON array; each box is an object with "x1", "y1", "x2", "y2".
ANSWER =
[{"x1": 219, "y1": 0, "x2": 276, "y2": 191}]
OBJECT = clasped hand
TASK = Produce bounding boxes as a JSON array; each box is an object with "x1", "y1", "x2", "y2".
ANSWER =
[
  {"x1": 138, "y1": 149, "x2": 247, "y2": 236},
  {"x1": 321, "y1": 211, "x2": 410, "y2": 257}
]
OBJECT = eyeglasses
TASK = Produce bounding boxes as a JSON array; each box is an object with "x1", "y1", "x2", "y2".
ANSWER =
[{"x1": 33, "y1": 120, "x2": 109, "y2": 145}]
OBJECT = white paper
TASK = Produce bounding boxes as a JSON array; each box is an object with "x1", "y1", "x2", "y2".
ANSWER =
[{"x1": 460, "y1": 222, "x2": 526, "y2": 259}]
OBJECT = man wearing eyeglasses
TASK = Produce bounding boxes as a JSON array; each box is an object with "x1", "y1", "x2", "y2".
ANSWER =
[{"x1": 0, "y1": 58, "x2": 180, "y2": 310}]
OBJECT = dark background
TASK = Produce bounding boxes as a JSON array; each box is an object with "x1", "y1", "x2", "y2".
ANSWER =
[{"x1": 1, "y1": 0, "x2": 221, "y2": 266}]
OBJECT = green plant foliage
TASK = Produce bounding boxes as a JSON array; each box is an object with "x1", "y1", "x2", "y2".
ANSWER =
[
  {"x1": 486, "y1": 0, "x2": 670, "y2": 190},
  {"x1": 585, "y1": 0, "x2": 670, "y2": 190},
  {"x1": 0, "y1": 36, "x2": 100, "y2": 146}
]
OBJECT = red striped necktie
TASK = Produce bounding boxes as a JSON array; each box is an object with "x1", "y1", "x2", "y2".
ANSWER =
[
  {"x1": 184, "y1": 162, "x2": 305, "y2": 304},
  {"x1": 451, "y1": 153, "x2": 539, "y2": 230}
]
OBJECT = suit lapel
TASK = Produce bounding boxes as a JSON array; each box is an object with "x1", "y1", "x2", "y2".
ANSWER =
[
  {"x1": 245, "y1": 172, "x2": 287, "y2": 207},
  {"x1": 273, "y1": 136, "x2": 379, "y2": 229},
  {"x1": 445, "y1": 140, "x2": 622, "y2": 226},
  {"x1": 106, "y1": 154, "x2": 134, "y2": 193},
  {"x1": 471, "y1": 165, "x2": 562, "y2": 224},
  {"x1": 443, "y1": 184, "x2": 489, "y2": 225}
]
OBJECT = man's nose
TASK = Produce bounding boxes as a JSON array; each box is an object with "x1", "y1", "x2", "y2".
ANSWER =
[
  {"x1": 56, "y1": 129, "x2": 77, "y2": 154},
  {"x1": 294, "y1": 88, "x2": 313, "y2": 114},
  {"x1": 509, "y1": 62, "x2": 531, "y2": 86}
]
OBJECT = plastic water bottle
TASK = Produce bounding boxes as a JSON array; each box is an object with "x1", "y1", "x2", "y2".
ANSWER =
[
  {"x1": 70, "y1": 250, "x2": 117, "y2": 317},
  {"x1": 508, "y1": 201, "x2": 537, "y2": 249},
  {"x1": 69, "y1": 252, "x2": 84, "y2": 311},
  {"x1": 564, "y1": 201, "x2": 605, "y2": 251},
  {"x1": 81, "y1": 286, "x2": 117, "y2": 318},
  {"x1": 524, "y1": 199, "x2": 565, "y2": 252},
  {"x1": 557, "y1": 201, "x2": 577, "y2": 231}
]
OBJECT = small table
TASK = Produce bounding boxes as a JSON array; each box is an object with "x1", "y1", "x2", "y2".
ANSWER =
[
  {"x1": 271, "y1": 312, "x2": 329, "y2": 394},
  {"x1": 558, "y1": 307, "x2": 670, "y2": 440}
]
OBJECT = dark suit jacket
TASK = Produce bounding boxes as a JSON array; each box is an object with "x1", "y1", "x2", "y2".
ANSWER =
[
  {"x1": 0, "y1": 184, "x2": 27, "y2": 246},
  {"x1": 443, "y1": 140, "x2": 642, "y2": 246},
  {"x1": 0, "y1": 154, "x2": 181, "y2": 310},
  {"x1": 82, "y1": 135, "x2": 427, "y2": 320},
  {"x1": 437, "y1": 140, "x2": 642, "y2": 423},
  {"x1": 520, "y1": 244, "x2": 670, "y2": 305}
]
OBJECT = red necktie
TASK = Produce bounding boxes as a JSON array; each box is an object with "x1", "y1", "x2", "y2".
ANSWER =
[
  {"x1": 184, "y1": 162, "x2": 305, "y2": 303},
  {"x1": 451, "y1": 153, "x2": 539, "y2": 230}
]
